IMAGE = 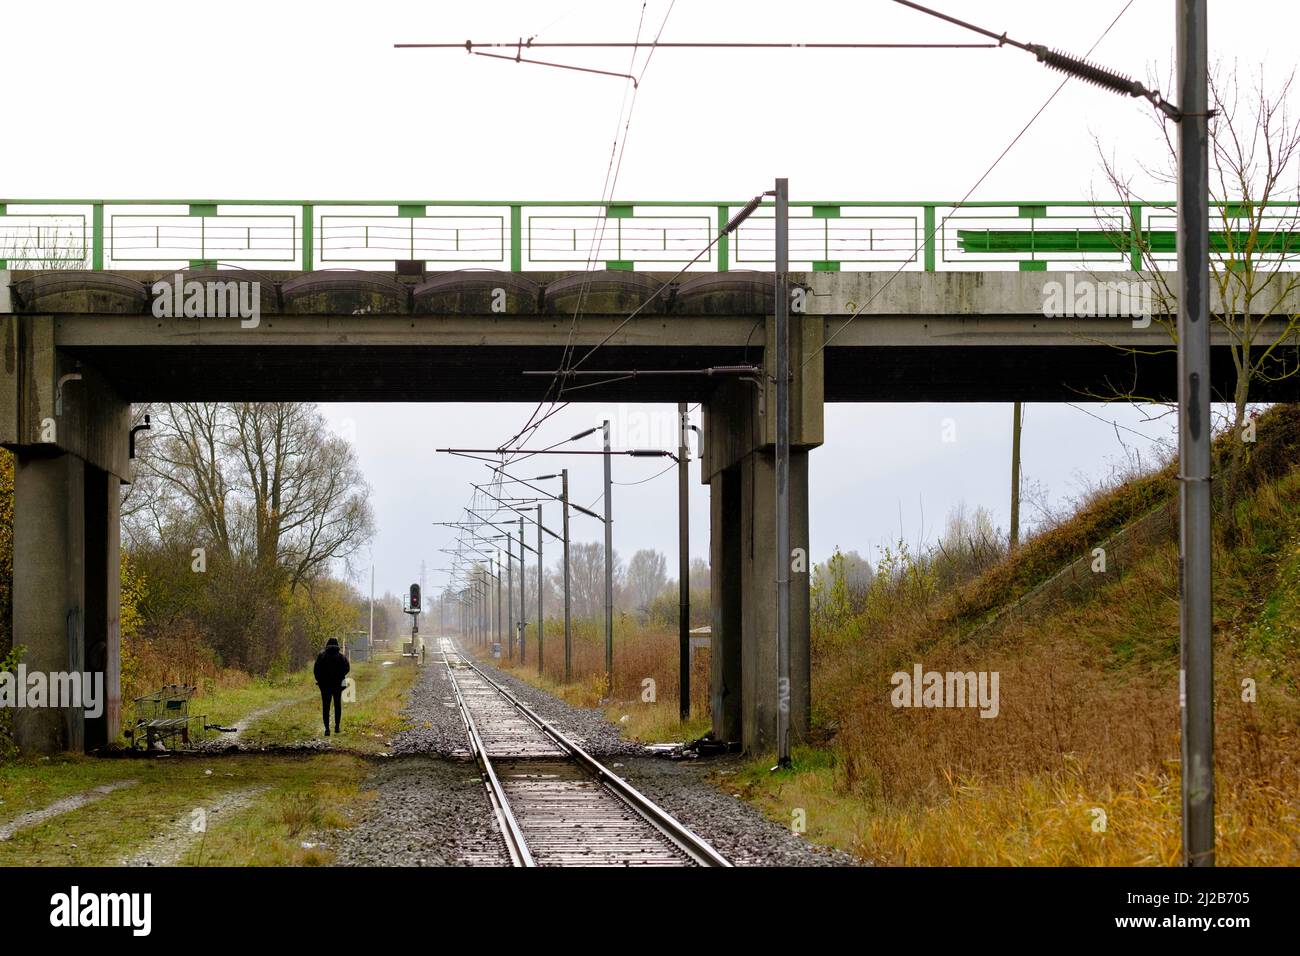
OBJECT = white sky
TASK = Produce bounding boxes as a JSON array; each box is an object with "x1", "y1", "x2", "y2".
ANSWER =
[{"x1": 7, "y1": 1, "x2": 1297, "y2": 598}]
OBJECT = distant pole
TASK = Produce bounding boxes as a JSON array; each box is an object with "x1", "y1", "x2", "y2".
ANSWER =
[
  {"x1": 505, "y1": 545, "x2": 513, "y2": 660},
  {"x1": 562, "y1": 468, "x2": 573, "y2": 683},
  {"x1": 537, "y1": 503, "x2": 544, "y2": 675},
  {"x1": 602, "y1": 418, "x2": 614, "y2": 694},
  {"x1": 519, "y1": 516, "x2": 527, "y2": 664},
  {"x1": 1177, "y1": 0, "x2": 1214, "y2": 868},
  {"x1": 774, "y1": 176, "x2": 792, "y2": 769},
  {"x1": 678, "y1": 401, "x2": 691, "y2": 721},
  {"x1": 369, "y1": 565, "x2": 374, "y2": 646},
  {"x1": 1010, "y1": 402, "x2": 1023, "y2": 549}
]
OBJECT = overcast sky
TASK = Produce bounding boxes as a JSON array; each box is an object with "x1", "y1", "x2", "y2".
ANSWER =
[{"x1": 7, "y1": 1, "x2": 1297, "y2": 599}]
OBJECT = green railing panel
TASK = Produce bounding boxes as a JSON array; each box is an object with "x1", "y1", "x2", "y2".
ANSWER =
[{"x1": 0, "y1": 198, "x2": 1294, "y2": 273}]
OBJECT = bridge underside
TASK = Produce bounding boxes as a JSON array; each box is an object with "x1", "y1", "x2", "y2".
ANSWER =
[
  {"x1": 54, "y1": 340, "x2": 1300, "y2": 404},
  {"x1": 6, "y1": 268, "x2": 1300, "y2": 755}
]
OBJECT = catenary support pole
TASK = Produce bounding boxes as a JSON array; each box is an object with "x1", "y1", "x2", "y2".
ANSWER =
[
  {"x1": 537, "y1": 503, "x2": 544, "y2": 674},
  {"x1": 603, "y1": 419, "x2": 614, "y2": 695},
  {"x1": 1177, "y1": 0, "x2": 1214, "y2": 868},
  {"x1": 1010, "y1": 402, "x2": 1023, "y2": 549},
  {"x1": 774, "y1": 176, "x2": 792, "y2": 769},
  {"x1": 562, "y1": 469, "x2": 573, "y2": 683},
  {"x1": 678, "y1": 401, "x2": 691, "y2": 721}
]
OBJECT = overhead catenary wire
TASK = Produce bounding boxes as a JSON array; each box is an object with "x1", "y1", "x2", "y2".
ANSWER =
[
  {"x1": 495, "y1": 3, "x2": 669, "y2": 463},
  {"x1": 395, "y1": 39, "x2": 997, "y2": 50},
  {"x1": 802, "y1": 0, "x2": 1140, "y2": 370}
]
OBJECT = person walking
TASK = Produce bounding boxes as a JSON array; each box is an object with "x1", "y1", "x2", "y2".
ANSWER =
[{"x1": 314, "y1": 637, "x2": 351, "y2": 736}]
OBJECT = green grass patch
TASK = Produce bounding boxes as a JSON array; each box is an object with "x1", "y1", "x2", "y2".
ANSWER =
[
  {"x1": 0, "y1": 753, "x2": 368, "y2": 866},
  {"x1": 237, "y1": 660, "x2": 418, "y2": 753}
]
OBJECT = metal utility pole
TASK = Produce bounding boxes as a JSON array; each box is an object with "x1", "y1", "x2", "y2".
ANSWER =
[
  {"x1": 1010, "y1": 402, "x2": 1023, "y2": 549},
  {"x1": 678, "y1": 401, "x2": 691, "y2": 721},
  {"x1": 519, "y1": 516, "x2": 527, "y2": 664},
  {"x1": 505, "y1": 544, "x2": 514, "y2": 660},
  {"x1": 602, "y1": 418, "x2": 614, "y2": 694},
  {"x1": 562, "y1": 468, "x2": 573, "y2": 683},
  {"x1": 537, "y1": 503, "x2": 544, "y2": 675},
  {"x1": 1177, "y1": 0, "x2": 1214, "y2": 868},
  {"x1": 774, "y1": 176, "x2": 792, "y2": 769},
  {"x1": 369, "y1": 565, "x2": 374, "y2": 646}
]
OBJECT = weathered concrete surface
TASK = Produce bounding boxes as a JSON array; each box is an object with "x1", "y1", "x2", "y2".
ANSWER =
[
  {"x1": 0, "y1": 313, "x2": 130, "y2": 479},
  {"x1": 10, "y1": 452, "x2": 120, "y2": 754},
  {"x1": 705, "y1": 368, "x2": 818, "y2": 752},
  {"x1": 7, "y1": 269, "x2": 1299, "y2": 402}
]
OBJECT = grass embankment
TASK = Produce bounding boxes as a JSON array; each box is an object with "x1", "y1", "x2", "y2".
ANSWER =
[
  {"x1": 0, "y1": 753, "x2": 367, "y2": 866},
  {"x1": 485, "y1": 627, "x2": 712, "y2": 743},
  {"x1": 738, "y1": 406, "x2": 1300, "y2": 865}
]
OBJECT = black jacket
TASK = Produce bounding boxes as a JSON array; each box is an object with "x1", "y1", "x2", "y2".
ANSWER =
[{"x1": 314, "y1": 645, "x2": 351, "y2": 690}]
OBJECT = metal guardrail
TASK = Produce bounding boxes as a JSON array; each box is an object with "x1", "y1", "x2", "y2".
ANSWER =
[{"x1": 1, "y1": 199, "x2": 1296, "y2": 274}]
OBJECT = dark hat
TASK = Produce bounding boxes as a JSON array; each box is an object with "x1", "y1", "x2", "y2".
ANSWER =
[{"x1": 326, "y1": 637, "x2": 340, "y2": 647}]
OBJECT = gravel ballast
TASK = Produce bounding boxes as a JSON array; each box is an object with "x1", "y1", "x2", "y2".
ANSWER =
[
  {"x1": 333, "y1": 649, "x2": 860, "y2": 867},
  {"x1": 331, "y1": 661, "x2": 501, "y2": 866}
]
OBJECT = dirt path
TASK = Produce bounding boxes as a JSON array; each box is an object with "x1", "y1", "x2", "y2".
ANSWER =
[
  {"x1": 0, "y1": 780, "x2": 139, "y2": 841},
  {"x1": 119, "y1": 787, "x2": 267, "y2": 866}
]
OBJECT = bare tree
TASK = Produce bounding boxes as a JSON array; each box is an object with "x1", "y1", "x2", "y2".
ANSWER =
[
  {"x1": 567, "y1": 542, "x2": 623, "y2": 621},
  {"x1": 130, "y1": 402, "x2": 374, "y2": 588},
  {"x1": 1098, "y1": 63, "x2": 1300, "y2": 502},
  {"x1": 624, "y1": 548, "x2": 668, "y2": 619}
]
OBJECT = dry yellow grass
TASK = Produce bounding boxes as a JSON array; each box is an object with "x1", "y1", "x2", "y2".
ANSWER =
[{"x1": 739, "y1": 410, "x2": 1300, "y2": 865}]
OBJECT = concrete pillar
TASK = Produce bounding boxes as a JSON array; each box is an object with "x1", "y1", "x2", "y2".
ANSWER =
[
  {"x1": 702, "y1": 308, "x2": 822, "y2": 753},
  {"x1": 737, "y1": 447, "x2": 811, "y2": 752},
  {"x1": 84, "y1": 464, "x2": 121, "y2": 749},
  {"x1": 1, "y1": 316, "x2": 130, "y2": 754},
  {"x1": 710, "y1": 466, "x2": 742, "y2": 743},
  {"x1": 12, "y1": 452, "x2": 85, "y2": 753}
]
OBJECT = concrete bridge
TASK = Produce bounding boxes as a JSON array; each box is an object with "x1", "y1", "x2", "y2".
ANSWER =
[{"x1": 2, "y1": 198, "x2": 1297, "y2": 755}]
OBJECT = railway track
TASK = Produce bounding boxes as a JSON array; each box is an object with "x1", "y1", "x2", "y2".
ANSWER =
[{"x1": 441, "y1": 639, "x2": 730, "y2": 867}]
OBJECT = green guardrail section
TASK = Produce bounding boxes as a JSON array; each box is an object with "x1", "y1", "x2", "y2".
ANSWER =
[{"x1": 0, "y1": 199, "x2": 1296, "y2": 274}]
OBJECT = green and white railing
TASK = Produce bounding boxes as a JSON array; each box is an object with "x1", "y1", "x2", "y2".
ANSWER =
[{"x1": 1, "y1": 199, "x2": 1296, "y2": 273}]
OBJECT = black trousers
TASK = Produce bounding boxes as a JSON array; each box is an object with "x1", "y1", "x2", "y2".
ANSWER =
[{"x1": 320, "y1": 685, "x2": 343, "y2": 730}]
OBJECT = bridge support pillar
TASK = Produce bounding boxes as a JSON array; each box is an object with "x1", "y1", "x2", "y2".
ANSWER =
[
  {"x1": 1, "y1": 316, "x2": 129, "y2": 754},
  {"x1": 11, "y1": 452, "x2": 120, "y2": 753},
  {"x1": 702, "y1": 315, "x2": 823, "y2": 754}
]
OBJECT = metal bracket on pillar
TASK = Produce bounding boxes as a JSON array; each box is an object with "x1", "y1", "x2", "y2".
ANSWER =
[
  {"x1": 55, "y1": 371, "x2": 82, "y2": 417},
  {"x1": 129, "y1": 415, "x2": 152, "y2": 459}
]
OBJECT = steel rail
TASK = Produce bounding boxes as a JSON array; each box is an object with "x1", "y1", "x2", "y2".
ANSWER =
[
  {"x1": 443, "y1": 648, "x2": 535, "y2": 867},
  {"x1": 453, "y1": 645, "x2": 731, "y2": 867}
]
